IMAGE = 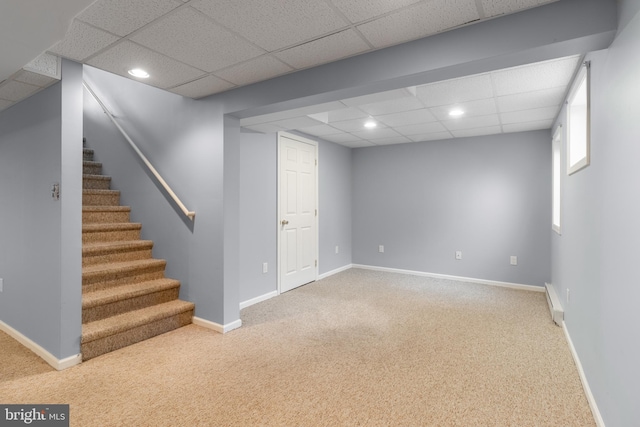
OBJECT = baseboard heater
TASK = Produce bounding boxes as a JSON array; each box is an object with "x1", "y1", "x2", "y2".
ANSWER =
[{"x1": 545, "y1": 283, "x2": 564, "y2": 326}]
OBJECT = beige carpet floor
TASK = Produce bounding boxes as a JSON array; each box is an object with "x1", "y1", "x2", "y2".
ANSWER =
[{"x1": 0, "y1": 269, "x2": 594, "y2": 426}]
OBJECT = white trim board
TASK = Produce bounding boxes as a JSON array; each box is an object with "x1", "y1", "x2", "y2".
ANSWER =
[
  {"x1": 240, "y1": 290, "x2": 278, "y2": 310},
  {"x1": 192, "y1": 316, "x2": 242, "y2": 334},
  {"x1": 318, "y1": 264, "x2": 353, "y2": 280},
  {"x1": 562, "y1": 321, "x2": 605, "y2": 426},
  {"x1": 352, "y1": 264, "x2": 545, "y2": 292},
  {"x1": 0, "y1": 320, "x2": 81, "y2": 371}
]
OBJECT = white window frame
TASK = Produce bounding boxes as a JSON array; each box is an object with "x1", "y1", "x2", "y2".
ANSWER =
[
  {"x1": 566, "y1": 61, "x2": 591, "y2": 175},
  {"x1": 552, "y1": 126, "x2": 562, "y2": 234}
]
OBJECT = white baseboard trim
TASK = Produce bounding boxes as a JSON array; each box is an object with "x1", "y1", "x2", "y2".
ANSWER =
[
  {"x1": 351, "y1": 264, "x2": 544, "y2": 292},
  {"x1": 0, "y1": 320, "x2": 81, "y2": 371},
  {"x1": 318, "y1": 264, "x2": 353, "y2": 280},
  {"x1": 192, "y1": 316, "x2": 242, "y2": 334},
  {"x1": 562, "y1": 321, "x2": 605, "y2": 427},
  {"x1": 239, "y1": 290, "x2": 279, "y2": 310}
]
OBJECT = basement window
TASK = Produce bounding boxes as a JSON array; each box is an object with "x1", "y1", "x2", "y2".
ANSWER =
[
  {"x1": 552, "y1": 126, "x2": 562, "y2": 234},
  {"x1": 567, "y1": 61, "x2": 590, "y2": 175}
]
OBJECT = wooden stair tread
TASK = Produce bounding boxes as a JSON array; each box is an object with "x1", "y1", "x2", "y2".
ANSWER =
[
  {"x1": 83, "y1": 240, "x2": 153, "y2": 255},
  {"x1": 83, "y1": 222, "x2": 141, "y2": 232},
  {"x1": 82, "y1": 300, "x2": 194, "y2": 344},
  {"x1": 83, "y1": 258, "x2": 166, "y2": 278},
  {"x1": 83, "y1": 206, "x2": 131, "y2": 212},
  {"x1": 82, "y1": 278, "x2": 180, "y2": 309},
  {"x1": 83, "y1": 174, "x2": 111, "y2": 180},
  {"x1": 83, "y1": 189, "x2": 119, "y2": 195}
]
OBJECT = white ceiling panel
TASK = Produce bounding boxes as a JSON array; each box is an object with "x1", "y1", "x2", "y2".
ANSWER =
[
  {"x1": 370, "y1": 136, "x2": 413, "y2": 145},
  {"x1": 131, "y1": 8, "x2": 264, "y2": 72},
  {"x1": 243, "y1": 123, "x2": 287, "y2": 134},
  {"x1": 358, "y1": 95, "x2": 424, "y2": 116},
  {"x1": 395, "y1": 122, "x2": 447, "y2": 136},
  {"x1": 341, "y1": 140, "x2": 376, "y2": 148},
  {"x1": 342, "y1": 88, "x2": 413, "y2": 107},
  {"x1": 351, "y1": 128, "x2": 402, "y2": 140},
  {"x1": 214, "y1": 56, "x2": 293, "y2": 86},
  {"x1": 442, "y1": 114, "x2": 501, "y2": 131},
  {"x1": 497, "y1": 87, "x2": 566, "y2": 112},
  {"x1": 451, "y1": 126, "x2": 503, "y2": 138},
  {"x1": 357, "y1": 0, "x2": 479, "y2": 48},
  {"x1": 500, "y1": 106, "x2": 558, "y2": 124},
  {"x1": 0, "y1": 99, "x2": 15, "y2": 111},
  {"x1": 87, "y1": 41, "x2": 205, "y2": 89},
  {"x1": 269, "y1": 116, "x2": 326, "y2": 129},
  {"x1": 330, "y1": 118, "x2": 386, "y2": 133},
  {"x1": 429, "y1": 98, "x2": 498, "y2": 121},
  {"x1": 25, "y1": 53, "x2": 60, "y2": 79},
  {"x1": 298, "y1": 124, "x2": 344, "y2": 136},
  {"x1": 320, "y1": 133, "x2": 365, "y2": 143},
  {"x1": 192, "y1": 0, "x2": 348, "y2": 51},
  {"x1": 492, "y1": 55, "x2": 580, "y2": 96},
  {"x1": 13, "y1": 70, "x2": 57, "y2": 88},
  {"x1": 239, "y1": 101, "x2": 345, "y2": 126},
  {"x1": 326, "y1": 107, "x2": 368, "y2": 123},
  {"x1": 330, "y1": 0, "x2": 422, "y2": 23},
  {"x1": 503, "y1": 119, "x2": 554, "y2": 133},
  {"x1": 169, "y1": 75, "x2": 235, "y2": 98},
  {"x1": 0, "y1": 81, "x2": 40, "y2": 102},
  {"x1": 481, "y1": 0, "x2": 558, "y2": 17},
  {"x1": 275, "y1": 29, "x2": 370, "y2": 70},
  {"x1": 408, "y1": 131, "x2": 453, "y2": 142},
  {"x1": 48, "y1": 20, "x2": 120, "y2": 61},
  {"x1": 78, "y1": 0, "x2": 183, "y2": 37},
  {"x1": 416, "y1": 74, "x2": 494, "y2": 107},
  {"x1": 375, "y1": 108, "x2": 436, "y2": 127}
]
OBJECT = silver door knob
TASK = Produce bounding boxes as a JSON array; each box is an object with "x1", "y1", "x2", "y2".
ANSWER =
[{"x1": 281, "y1": 220, "x2": 289, "y2": 225}]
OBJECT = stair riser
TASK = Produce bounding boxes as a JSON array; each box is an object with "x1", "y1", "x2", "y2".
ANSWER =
[
  {"x1": 83, "y1": 247, "x2": 153, "y2": 267},
  {"x1": 81, "y1": 310, "x2": 193, "y2": 361},
  {"x1": 83, "y1": 164, "x2": 102, "y2": 175},
  {"x1": 83, "y1": 193, "x2": 120, "y2": 206},
  {"x1": 82, "y1": 211, "x2": 131, "y2": 224},
  {"x1": 83, "y1": 269, "x2": 166, "y2": 293},
  {"x1": 83, "y1": 150, "x2": 94, "y2": 162},
  {"x1": 83, "y1": 229, "x2": 141, "y2": 244},
  {"x1": 83, "y1": 177, "x2": 112, "y2": 190},
  {"x1": 83, "y1": 288, "x2": 180, "y2": 323}
]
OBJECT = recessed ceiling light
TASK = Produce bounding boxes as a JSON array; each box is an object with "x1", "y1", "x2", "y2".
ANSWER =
[
  {"x1": 449, "y1": 109, "x2": 464, "y2": 117},
  {"x1": 128, "y1": 68, "x2": 150, "y2": 78},
  {"x1": 364, "y1": 119, "x2": 377, "y2": 129}
]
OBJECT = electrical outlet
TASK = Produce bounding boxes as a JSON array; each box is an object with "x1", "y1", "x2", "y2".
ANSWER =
[
  {"x1": 455, "y1": 251, "x2": 462, "y2": 260},
  {"x1": 379, "y1": 245, "x2": 384, "y2": 253},
  {"x1": 510, "y1": 256, "x2": 518, "y2": 266},
  {"x1": 335, "y1": 245, "x2": 339, "y2": 254},
  {"x1": 262, "y1": 263, "x2": 268, "y2": 274}
]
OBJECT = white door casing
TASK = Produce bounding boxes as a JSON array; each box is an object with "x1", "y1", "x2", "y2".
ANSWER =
[{"x1": 278, "y1": 132, "x2": 318, "y2": 293}]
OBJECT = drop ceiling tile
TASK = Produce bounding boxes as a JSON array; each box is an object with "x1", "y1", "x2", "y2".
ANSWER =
[
  {"x1": 481, "y1": 0, "x2": 558, "y2": 17},
  {"x1": 326, "y1": 107, "x2": 368, "y2": 123},
  {"x1": 357, "y1": 0, "x2": 479, "y2": 48},
  {"x1": 429, "y1": 98, "x2": 497, "y2": 121},
  {"x1": 192, "y1": 0, "x2": 347, "y2": 51},
  {"x1": 0, "y1": 99, "x2": 14, "y2": 111},
  {"x1": 503, "y1": 119, "x2": 553, "y2": 133},
  {"x1": 25, "y1": 53, "x2": 60, "y2": 79},
  {"x1": 442, "y1": 114, "x2": 501, "y2": 131},
  {"x1": 500, "y1": 106, "x2": 558, "y2": 124},
  {"x1": 342, "y1": 88, "x2": 413, "y2": 107},
  {"x1": 358, "y1": 95, "x2": 424, "y2": 116},
  {"x1": 451, "y1": 126, "x2": 502, "y2": 138},
  {"x1": 275, "y1": 30, "x2": 370, "y2": 70},
  {"x1": 240, "y1": 101, "x2": 346, "y2": 126},
  {"x1": 214, "y1": 56, "x2": 293, "y2": 86},
  {"x1": 330, "y1": 0, "x2": 422, "y2": 23},
  {"x1": 351, "y1": 128, "x2": 401, "y2": 140},
  {"x1": 269, "y1": 116, "x2": 325, "y2": 130},
  {"x1": 491, "y1": 56, "x2": 580, "y2": 96},
  {"x1": 341, "y1": 140, "x2": 376, "y2": 148},
  {"x1": 48, "y1": 20, "x2": 120, "y2": 61},
  {"x1": 408, "y1": 131, "x2": 453, "y2": 142},
  {"x1": 375, "y1": 109, "x2": 436, "y2": 127},
  {"x1": 497, "y1": 87, "x2": 566, "y2": 112},
  {"x1": 416, "y1": 74, "x2": 494, "y2": 107},
  {"x1": 370, "y1": 136, "x2": 413, "y2": 145},
  {"x1": 87, "y1": 41, "x2": 205, "y2": 89},
  {"x1": 131, "y1": 7, "x2": 264, "y2": 72},
  {"x1": 242, "y1": 123, "x2": 287, "y2": 133},
  {"x1": 330, "y1": 118, "x2": 386, "y2": 133},
  {"x1": 78, "y1": 0, "x2": 183, "y2": 37},
  {"x1": 320, "y1": 133, "x2": 365, "y2": 144},
  {"x1": 169, "y1": 75, "x2": 235, "y2": 98},
  {"x1": 0, "y1": 81, "x2": 40, "y2": 102},
  {"x1": 13, "y1": 70, "x2": 56, "y2": 88},
  {"x1": 395, "y1": 122, "x2": 447, "y2": 136},
  {"x1": 296, "y1": 124, "x2": 343, "y2": 137}
]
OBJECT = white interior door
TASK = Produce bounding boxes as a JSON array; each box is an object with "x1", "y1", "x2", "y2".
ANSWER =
[{"x1": 278, "y1": 132, "x2": 317, "y2": 293}]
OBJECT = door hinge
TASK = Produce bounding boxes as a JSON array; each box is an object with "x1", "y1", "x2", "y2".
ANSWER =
[
  {"x1": 315, "y1": 260, "x2": 318, "y2": 267},
  {"x1": 315, "y1": 209, "x2": 317, "y2": 217},
  {"x1": 315, "y1": 159, "x2": 318, "y2": 166}
]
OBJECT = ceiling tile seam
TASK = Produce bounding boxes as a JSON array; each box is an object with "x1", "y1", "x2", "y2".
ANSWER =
[
  {"x1": 210, "y1": 53, "x2": 293, "y2": 75},
  {"x1": 488, "y1": 71, "x2": 505, "y2": 133},
  {"x1": 321, "y1": 0, "x2": 375, "y2": 50}
]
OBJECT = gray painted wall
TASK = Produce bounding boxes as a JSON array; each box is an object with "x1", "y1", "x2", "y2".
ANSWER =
[
  {"x1": 0, "y1": 60, "x2": 83, "y2": 359},
  {"x1": 352, "y1": 131, "x2": 551, "y2": 286},
  {"x1": 551, "y1": 3, "x2": 640, "y2": 425}
]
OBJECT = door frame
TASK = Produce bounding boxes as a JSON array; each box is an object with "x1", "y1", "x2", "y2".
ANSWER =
[{"x1": 277, "y1": 131, "x2": 319, "y2": 295}]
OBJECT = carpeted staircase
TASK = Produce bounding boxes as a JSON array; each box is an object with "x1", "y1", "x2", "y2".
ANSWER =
[{"x1": 81, "y1": 141, "x2": 194, "y2": 360}]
